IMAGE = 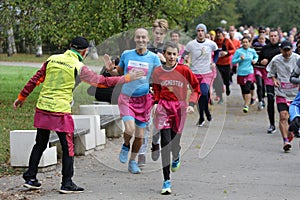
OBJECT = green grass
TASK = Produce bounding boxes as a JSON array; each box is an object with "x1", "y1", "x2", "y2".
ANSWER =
[
  {"x1": 0, "y1": 65, "x2": 41, "y2": 177},
  {"x1": 0, "y1": 53, "x2": 105, "y2": 67},
  {"x1": 0, "y1": 53, "x2": 99, "y2": 177}
]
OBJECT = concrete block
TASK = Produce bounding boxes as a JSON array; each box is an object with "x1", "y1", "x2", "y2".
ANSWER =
[
  {"x1": 79, "y1": 105, "x2": 124, "y2": 138},
  {"x1": 72, "y1": 115, "x2": 98, "y2": 155},
  {"x1": 10, "y1": 130, "x2": 57, "y2": 167},
  {"x1": 79, "y1": 104, "x2": 120, "y2": 115}
]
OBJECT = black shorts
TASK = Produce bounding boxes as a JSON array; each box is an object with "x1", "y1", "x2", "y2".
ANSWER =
[{"x1": 277, "y1": 103, "x2": 289, "y2": 113}]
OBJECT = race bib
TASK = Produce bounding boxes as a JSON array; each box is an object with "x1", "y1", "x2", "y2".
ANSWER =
[{"x1": 128, "y1": 60, "x2": 149, "y2": 79}]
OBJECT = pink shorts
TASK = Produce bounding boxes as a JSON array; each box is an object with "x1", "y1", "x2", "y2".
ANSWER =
[
  {"x1": 237, "y1": 73, "x2": 255, "y2": 85},
  {"x1": 276, "y1": 96, "x2": 292, "y2": 106},
  {"x1": 118, "y1": 93, "x2": 153, "y2": 124},
  {"x1": 154, "y1": 99, "x2": 187, "y2": 134},
  {"x1": 254, "y1": 67, "x2": 273, "y2": 86},
  {"x1": 195, "y1": 71, "x2": 215, "y2": 86}
]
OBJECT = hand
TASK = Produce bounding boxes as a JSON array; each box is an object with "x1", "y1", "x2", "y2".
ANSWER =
[
  {"x1": 13, "y1": 99, "x2": 24, "y2": 110},
  {"x1": 128, "y1": 69, "x2": 145, "y2": 81},
  {"x1": 288, "y1": 117, "x2": 300, "y2": 137},
  {"x1": 210, "y1": 63, "x2": 216, "y2": 69},
  {"x1": 157, "y1": 52, "x2": 166, "y2": 63},
  {"x1": 261, "y1": 59, "x2": 268, "y2": 65},
  {"x1": 273, "y1": 78, "x2": 280, "y2": 87},
  {"x1": 240, "y1": 55, "x2": 245, "y2": 60},
  {"x1": 184, "y1": 55, "x2": 189, "y2": 62},
  {"x1": 220, "y1": 51, "x2": 228, "y2": 57},
  {"x1": 103, "y1": 54, "x2": 115, "y2": 71},
  {"x1": 186, "y1": 106, "x2": 194, "y2": 113}
]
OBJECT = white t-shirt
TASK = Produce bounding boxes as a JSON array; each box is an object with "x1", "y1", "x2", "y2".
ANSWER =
[{"x1": 185, "y1": 39, "x2": 218, "y2": 74}]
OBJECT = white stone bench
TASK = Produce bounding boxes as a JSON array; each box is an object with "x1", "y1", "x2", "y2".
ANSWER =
[
  {"x1": 10, "y1": 114, "x2": 106, "y2": 167},
  {"x1": 79, "y1": 104, "x2": 124, "y2": 138},
  {"x1": 10, "y1": 130, "x2": 57, "y2": 167},
  {"x1": 49, "y1": 115, "x2": 106, "y2": 156}
]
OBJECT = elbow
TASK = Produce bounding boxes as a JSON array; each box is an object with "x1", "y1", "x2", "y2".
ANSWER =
[{"x1": 290, "y1": 77, "x2": 296, "y2": 84}]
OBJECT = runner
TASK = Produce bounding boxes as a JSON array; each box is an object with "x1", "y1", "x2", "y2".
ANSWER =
[
  {"x1": 257, "y1": 29, "x2": 281, "y2": 133},
  {"x1": 105, "y1": 28, "x2": 161, "y2": 174},
  {"x1": 232, "y1": 36, "x2": 258, "y2": 113},
  {"x1": 182, "y1": 23, "x2": 218, "y2": 126},
  {"x1": 267, "y1": 40, "x2": 300, "y2": 151},
  {"x1": 152, "y1": 41, "x2": 200, "y2": 194}
]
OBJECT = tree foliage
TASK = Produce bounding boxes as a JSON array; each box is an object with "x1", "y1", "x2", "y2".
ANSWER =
[
  {"x1": 236, "y1": 0, "x2": 300, "y2": 30},
  {"x1": 1, "y1": 0, "x2": 299, "y2": 53},
  {"x1": 0, "y1": 0, "x2": 220, "y2": 51}
]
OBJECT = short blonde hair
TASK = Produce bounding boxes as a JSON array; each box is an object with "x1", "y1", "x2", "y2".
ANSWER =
[{"x1": 152, "y1": 19, "x2": 168, "y2": 33}]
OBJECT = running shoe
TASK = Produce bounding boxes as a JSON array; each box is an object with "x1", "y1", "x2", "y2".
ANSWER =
[
  {"x1": 23, "y1": 179, "x2": 41, "y2": 190},
  {"x1": 128, "y1": 160, "x2": 141, "y2": 174},
  {"x1": 59, "y1": 182, "x2": 84, "y2": 194},
  {"x1": 207, "y1": 114, "x2": 213, "y2": 122},
  {"x1": 243, "y1": 105, "x2": 249, "y2": 113},
  {"x1": 161, "y1": 180, "x2": 171, "y2": 195},
  {"x1": 267, "y1": 125, "x2": 276, "y2": 134},
  {"x1": 218, "y1": 98, "x2": 224, "y2": 105},
  {"x1": 151, "y1": 143, "x2": 160, "y2": 161},
  {"x1": 283, "y1": 142, "x2": 291, "y2": 152},
  {"x1": 258, "y1": 101, "x2": 264, "y2": 111},
  {"x1": 226, "y1": 88, "x2": 231, "y2": 96},
  {"x1": 197, "y1": 119, "x2": 205, "y2": 127},
  {"x1": 119, "y1": 144, "x2": 130, "y2": 163},
  {"x1": 138, "y1": 154, "x2": 146, "y2": 167},
  {"x1": 250, "y1": 98, "x2": 257, "y2": 106},
  {"x1": 171, "y1": 157, "x2": 181, "y2": 172}
]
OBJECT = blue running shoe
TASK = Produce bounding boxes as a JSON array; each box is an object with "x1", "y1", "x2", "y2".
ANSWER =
[
  {"x1": 171, "y1": 157, "x2": 180, "y2": 172},
  {"x1": 119, "y1": 144, "x2": 129, "y2": 163},
  {"x1": 128, "y1": 160, "x2": 141, "y2": 174},
  {"x1": 161, "y1": 180, "x2": 171, "y2": 195}
]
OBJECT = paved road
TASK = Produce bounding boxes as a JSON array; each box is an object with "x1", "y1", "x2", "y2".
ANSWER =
[{"x1": 1, "y1": 63, "x2": 300, "y2": 199}]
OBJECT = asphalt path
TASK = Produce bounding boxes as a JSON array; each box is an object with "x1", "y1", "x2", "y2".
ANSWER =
[{"x1": 1, "y1": 61, "x2": 300, "y2": 199}]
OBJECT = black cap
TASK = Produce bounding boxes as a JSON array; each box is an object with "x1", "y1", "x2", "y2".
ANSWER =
[
  {"x1": 279, "y1": 40, "x2": 293, "y2": 50},
  {"x1": 215, "y1": 27, "x2": 223, "y2": 33},
  {"x1": 70, "y1": 36, "x2": 90, "y2": 50}
]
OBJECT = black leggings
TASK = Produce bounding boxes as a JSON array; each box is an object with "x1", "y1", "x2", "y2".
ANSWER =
[
  {"x1": 160, "y1": 129, "x2": 181, "y2": 181},
  {"x1": 240, "y1": 81, "x2": 254, "y2": 94},
  {"x1": 23, "y1": 128, "x2": 74, "y2": 186},
  {"x1": 255, "y1": 75, "x2": 266, "y2": 102},
  {"x1": 214, "y1": 65, "x2": 231, "y2": 98},
  {"x1": 266, "y1": 85, "x2": 275, "y2": 126}
]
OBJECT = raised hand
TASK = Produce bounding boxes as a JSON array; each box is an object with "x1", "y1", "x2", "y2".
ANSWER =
[{"x1": 103, "y1": 54, "x2": 115, "y2": 71}]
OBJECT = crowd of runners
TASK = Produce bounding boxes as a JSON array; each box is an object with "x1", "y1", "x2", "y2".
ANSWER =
[{"x1": 14, "y1": 18, "x2": 300, "y2": 196}]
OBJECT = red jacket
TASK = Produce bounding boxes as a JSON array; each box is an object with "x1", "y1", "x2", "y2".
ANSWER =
[{"x1": 215, "y1": 37, "x2": 236, "y2": 65}]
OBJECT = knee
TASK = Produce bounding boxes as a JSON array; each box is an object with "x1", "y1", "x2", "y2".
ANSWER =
[
  {"x1": 267, "y1": 94, "x2": 275, "y2": 101},
  {"x1": 200, "y1": 84, "x2": 209, "y2": 96},
  {"x1": 280, "y1": 111, "x2": 289, "y2": 121},
  {"x1": 125, "y1": 127, "x2": 135, "y2": 136}
]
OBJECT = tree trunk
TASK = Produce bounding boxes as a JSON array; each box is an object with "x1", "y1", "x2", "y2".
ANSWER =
[
  {"x1": 89, "y1": 40, "x2": 99, "y2": 60},
  {"x1": 7, "y1": 27, "x2": 16, "y2": 56},
  {"x1": 36, "y1": 44, "x2": 43, "y2": 57}
]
